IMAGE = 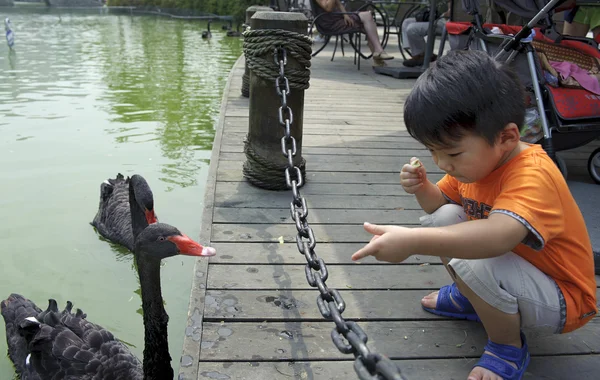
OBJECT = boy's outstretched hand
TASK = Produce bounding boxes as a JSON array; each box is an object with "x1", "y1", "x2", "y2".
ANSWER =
[{"x1": 351, "y1": 222, "x2": 415, "y2": 263}]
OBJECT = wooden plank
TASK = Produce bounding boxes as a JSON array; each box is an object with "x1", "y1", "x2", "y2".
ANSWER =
[
  {"x1": 206, "y1": 264, "x2": 451, "y2": 290},
  {"x1": 211, "y1": 223, "x2": 412, "y2": 243},
  {"x1": 220, "y1": 153, "x2": 440, "y2": 173},
  {"x1": 214, "y1": 193, "x2": 421, "y2": 210},
  {"x1": 223, "y1": 132, "x2": 424, "y2": 144},
  {"x1": 216, "y1": 181, "x2": 411, "y2": 197},
  {"x1": 213, "y1": 207, "x2": 425, "y2": 224},
  {"x1": 204, "y1": 288, "x2": 600, "y2": 321},
  {"x1": 208, "y1": 243, "x2": 440, "y2": 265},
  {"x1": 197, "y1": 355, "x2": 600, "y2": 380},
  {"x1": 206, "y1": 263, "x2": 600, "y2": 291},
  {"x1": 222, "y1": 137, "x2": 427, "y2": 150},
  {"x1": 216, "y1": 161, "x2": 445, "y2": 184},
  {"x1": 203, "y1": 289, "x2": 445, "y2": 321},
  {"x1": 221, "y1": 145, "x2": 428, "y2": 157},
  {"x1": 199, "y1": 319, "x2": 600, "y2": 360}
]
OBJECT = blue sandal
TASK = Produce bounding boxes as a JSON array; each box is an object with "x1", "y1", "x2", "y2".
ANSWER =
[
  {"x1": 474, "y1": 332, "x2": 530, "y2": 380},
  {"x1": 422, "y1": 283, "x2": 481, "y2": 322}
]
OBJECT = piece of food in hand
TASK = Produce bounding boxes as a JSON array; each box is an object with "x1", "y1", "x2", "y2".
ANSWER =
[{"x1": 410, "y1": 159, "x2": 422, "y2": 167}]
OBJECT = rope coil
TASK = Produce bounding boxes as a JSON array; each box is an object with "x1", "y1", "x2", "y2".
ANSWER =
[
  {"x1": 243, "y1": 29, "x2": 312, "y2": 90},
  {"x1": 243, "y1": 137, "x2": 306, "y2": 190}
]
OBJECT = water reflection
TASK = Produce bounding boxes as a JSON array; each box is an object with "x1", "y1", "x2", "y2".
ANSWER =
[
  {"x1": 96, "y1": 15, "x2": 239, "y2": 188},
  {"x1": 0, "y1": 8, "x2": 242, "y2": 379}
]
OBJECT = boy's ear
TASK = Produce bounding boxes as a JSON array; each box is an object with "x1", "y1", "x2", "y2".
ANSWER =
[{"x1": 497, "y1": 122, "x2": 521, "y2": 147}]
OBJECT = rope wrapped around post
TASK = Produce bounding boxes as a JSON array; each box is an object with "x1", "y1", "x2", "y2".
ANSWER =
[
  {"x1": 241, "y1": 5, "x2": 273, "y2": 97},
  {"x1": 242, "y1": 12, "x2": 312, "y2": 190}
]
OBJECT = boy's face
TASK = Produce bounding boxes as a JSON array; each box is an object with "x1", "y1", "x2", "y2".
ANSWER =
[{"x1": 426, "y1": 132, "x2": 509, "y2": 183}]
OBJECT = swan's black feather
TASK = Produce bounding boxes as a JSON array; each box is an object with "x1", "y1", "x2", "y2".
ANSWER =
[{"x1": 90, "y1": 174, "x2": 136, "y2": 251}]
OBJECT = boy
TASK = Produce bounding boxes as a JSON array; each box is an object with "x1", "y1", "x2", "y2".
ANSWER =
[{"x1": 351, "y1": 50, "x2": 597, "y2": 380}]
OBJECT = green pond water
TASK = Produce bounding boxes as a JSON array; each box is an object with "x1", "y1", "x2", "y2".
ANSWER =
[{"x1": 0, "y1": 7, "x2": 241, "y2": 378}]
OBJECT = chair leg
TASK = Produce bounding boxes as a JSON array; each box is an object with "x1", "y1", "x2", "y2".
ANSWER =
[
  {"x1": 357, "y1": 34, "x2": 361, "y2": 70},
  {"x1": 312, "y1": 35, "x2": 331, "y2": 57},
  {"x1": 331, "y1": 35, "x2": 339, "y2": 61},
  {"x1": 354, "y1": 34, "x2": 357, "y2": 65}
]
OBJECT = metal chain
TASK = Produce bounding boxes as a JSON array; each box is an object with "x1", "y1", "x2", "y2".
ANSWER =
[{"x1": 274, "y1": 46, "x2": 407, "y2": 380}]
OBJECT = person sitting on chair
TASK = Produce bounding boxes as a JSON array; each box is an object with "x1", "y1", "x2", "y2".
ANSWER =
[
  {"x1": 401, "y1": 1, "x2": 451, "y2": 67},
  {"x1": 314, "y1": 0, "x2": 393, "y2": 65}
]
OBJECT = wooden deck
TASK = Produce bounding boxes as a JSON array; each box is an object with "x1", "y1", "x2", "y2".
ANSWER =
[{"x1": 178, "y1": 52, "x2": 600, "y2": 380}]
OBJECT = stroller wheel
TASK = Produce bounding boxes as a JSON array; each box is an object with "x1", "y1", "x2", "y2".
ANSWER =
[
  {"x1": 588, "y1": 148, "x2": 600, "y2": 185},
  {"x1": 554, "y1": 154, "x2": 568, "y2": 180}
]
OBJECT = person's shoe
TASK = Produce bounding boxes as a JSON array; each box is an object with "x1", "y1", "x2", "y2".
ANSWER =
[
  {"x1": 372, "y1": 57, "x2": 387, "y2": 67},
  {"x1": 373, "y1": 51, "x2": 394, "y2": 60},
  {"x1": 402, "y1": 53, "x2": 437, "y2": 67}
]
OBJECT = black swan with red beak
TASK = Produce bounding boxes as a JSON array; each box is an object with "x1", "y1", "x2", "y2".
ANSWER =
[
  {"x1": 91, "y1": 173, "x2": 158, "y2": 251},
  {"x1": 1, "y1": 223, "x2": 216, "y2": 380}
]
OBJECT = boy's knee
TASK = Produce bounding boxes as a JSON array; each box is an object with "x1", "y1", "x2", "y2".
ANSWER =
[{"x1": 420, "y1": 204, "x2": 466, "y2": 227}]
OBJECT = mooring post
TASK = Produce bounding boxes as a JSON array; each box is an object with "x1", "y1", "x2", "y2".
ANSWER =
[
  {"x1": 241, "y1": 5, "x2": 273, "y2": 97},
  {"x1": 243, "y1": 11, "x2": 311, "y2": 190}
]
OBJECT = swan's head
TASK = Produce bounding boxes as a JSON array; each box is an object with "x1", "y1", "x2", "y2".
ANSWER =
[
  {"x1": 130, "y1": 174, "x2": 158, "y2": 224},
  {"x1": 135, "y1": 223, "x2": 216, "y2": 258}
]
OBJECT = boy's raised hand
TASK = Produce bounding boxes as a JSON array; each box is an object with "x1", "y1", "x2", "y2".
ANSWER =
[
  {"x1": 351, "y1": 222, "x2": 414, "y2": 263},
  {"x1": 400, "y1": 157, "x2": 427, "y2": 194}
]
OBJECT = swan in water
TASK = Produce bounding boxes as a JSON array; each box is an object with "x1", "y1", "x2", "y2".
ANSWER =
[
  {"x1": 226, "y1": 24, "x2": 242, "y2": 37},
  {"x1": 91, "y1": 174, "x2": 157, "y2": 252},
  {"x1": 1, "y1": 222, "x2": 216, "y2": 380},
  {"x1": 202, "y1": 21, "x2": 212, "y2": 39}
]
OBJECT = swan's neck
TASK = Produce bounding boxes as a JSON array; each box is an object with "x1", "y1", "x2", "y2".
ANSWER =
[
  {"x1": 137, "y1": 256, "x2": 173, "y2": 380},
  {"x1": 129, "y1": 185, "x2": 147, "y2": 239}
]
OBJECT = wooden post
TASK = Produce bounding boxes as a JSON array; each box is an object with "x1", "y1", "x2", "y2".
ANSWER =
[
  {"x1": 244, "y1": 11, "x2": 309, "y2": 190},
  {"x1": 241, "y1": 5, "x2": 273, "y2": 97}
]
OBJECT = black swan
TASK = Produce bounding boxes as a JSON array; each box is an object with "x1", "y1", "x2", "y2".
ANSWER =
[
  {"x1": 91, "y1": 173, "x2": 158, "y2": 252},
  {"x1": 226, "y1": 25, "x2": 242, "y2": 37},
  {"x1": 1, "y1": 222, "x2": 216, "y2": 380},
  {"x1": 202, "y1": 21, "x2": 212, "y2": 39}
]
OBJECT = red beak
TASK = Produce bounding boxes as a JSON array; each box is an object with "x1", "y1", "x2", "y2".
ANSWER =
[
  {"x1": 145, "y1": 209, "x2": 158, "y2": 224},
  {"x1": 167, "y1": 234, "x2": 216, "y2": 257}
]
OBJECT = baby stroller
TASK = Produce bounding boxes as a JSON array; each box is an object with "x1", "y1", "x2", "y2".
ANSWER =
[{"x1": 446, "y1": 0, "x2": 600, "y2": 183}]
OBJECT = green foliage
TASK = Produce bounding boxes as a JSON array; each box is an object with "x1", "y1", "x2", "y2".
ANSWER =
[{"x1": 106, "y1": 0, "x2": 272, "y2": 24}]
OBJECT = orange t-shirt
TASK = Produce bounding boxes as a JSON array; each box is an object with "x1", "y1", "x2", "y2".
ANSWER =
[{"x1": 437, "y1": 144, "x2": 597, "y2": 333}]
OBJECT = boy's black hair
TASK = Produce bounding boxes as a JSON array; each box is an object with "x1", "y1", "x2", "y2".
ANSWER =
[{"x1": 404, "y1": 50, "x2": 525, "y2": 148}]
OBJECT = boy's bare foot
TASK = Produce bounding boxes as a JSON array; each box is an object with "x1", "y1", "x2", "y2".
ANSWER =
[{"x1": 421, "y1": 289, "x2": 461, "y2": 309}]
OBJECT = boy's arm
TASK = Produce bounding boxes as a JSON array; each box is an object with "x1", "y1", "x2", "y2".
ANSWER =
[
  {"x1": 352, "y1": 213, "x2": 528, "y2": 262},
  {"x1": 414, "y1": 180, "x2": 448, "y2": 214},
  {"x1": 412, "y1": 212, "x2": 528, "y2": 259}
]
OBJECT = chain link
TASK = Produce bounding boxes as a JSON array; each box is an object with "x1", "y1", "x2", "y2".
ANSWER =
[{"x1": 274, "y1": 46, "x2": 406, "y2": 380}]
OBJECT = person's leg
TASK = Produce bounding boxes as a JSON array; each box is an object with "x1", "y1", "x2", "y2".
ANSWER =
[
  {"x1": 404, "y1": 21, "x2": 429, "y2": 56},
  {"x1": 563, "y1": 20, "x2": 590, "y2": 36},
  {"x1": 586, "y1": 6, "x2": 600, "y2": 39},
  {"x1": 401, "y1": 17, "x2": 417, "y2": 51},
  {"x1": 420, "y1": 205, "x2": 564, "y2": 379},
  {"x1": 358, "y1": 11, "x2": 384, "y2": 53},
  {"x1": 448, "y1": 253, "x2": 563, "y2": 379},
  {"x1": 565, "y1": 6, "x2": 593, "y2": 37}
]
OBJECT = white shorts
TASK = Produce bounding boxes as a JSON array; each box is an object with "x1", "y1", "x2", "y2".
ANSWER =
[{"x1": 420, "y1": 204, "x2": 566, "y2": 335}]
